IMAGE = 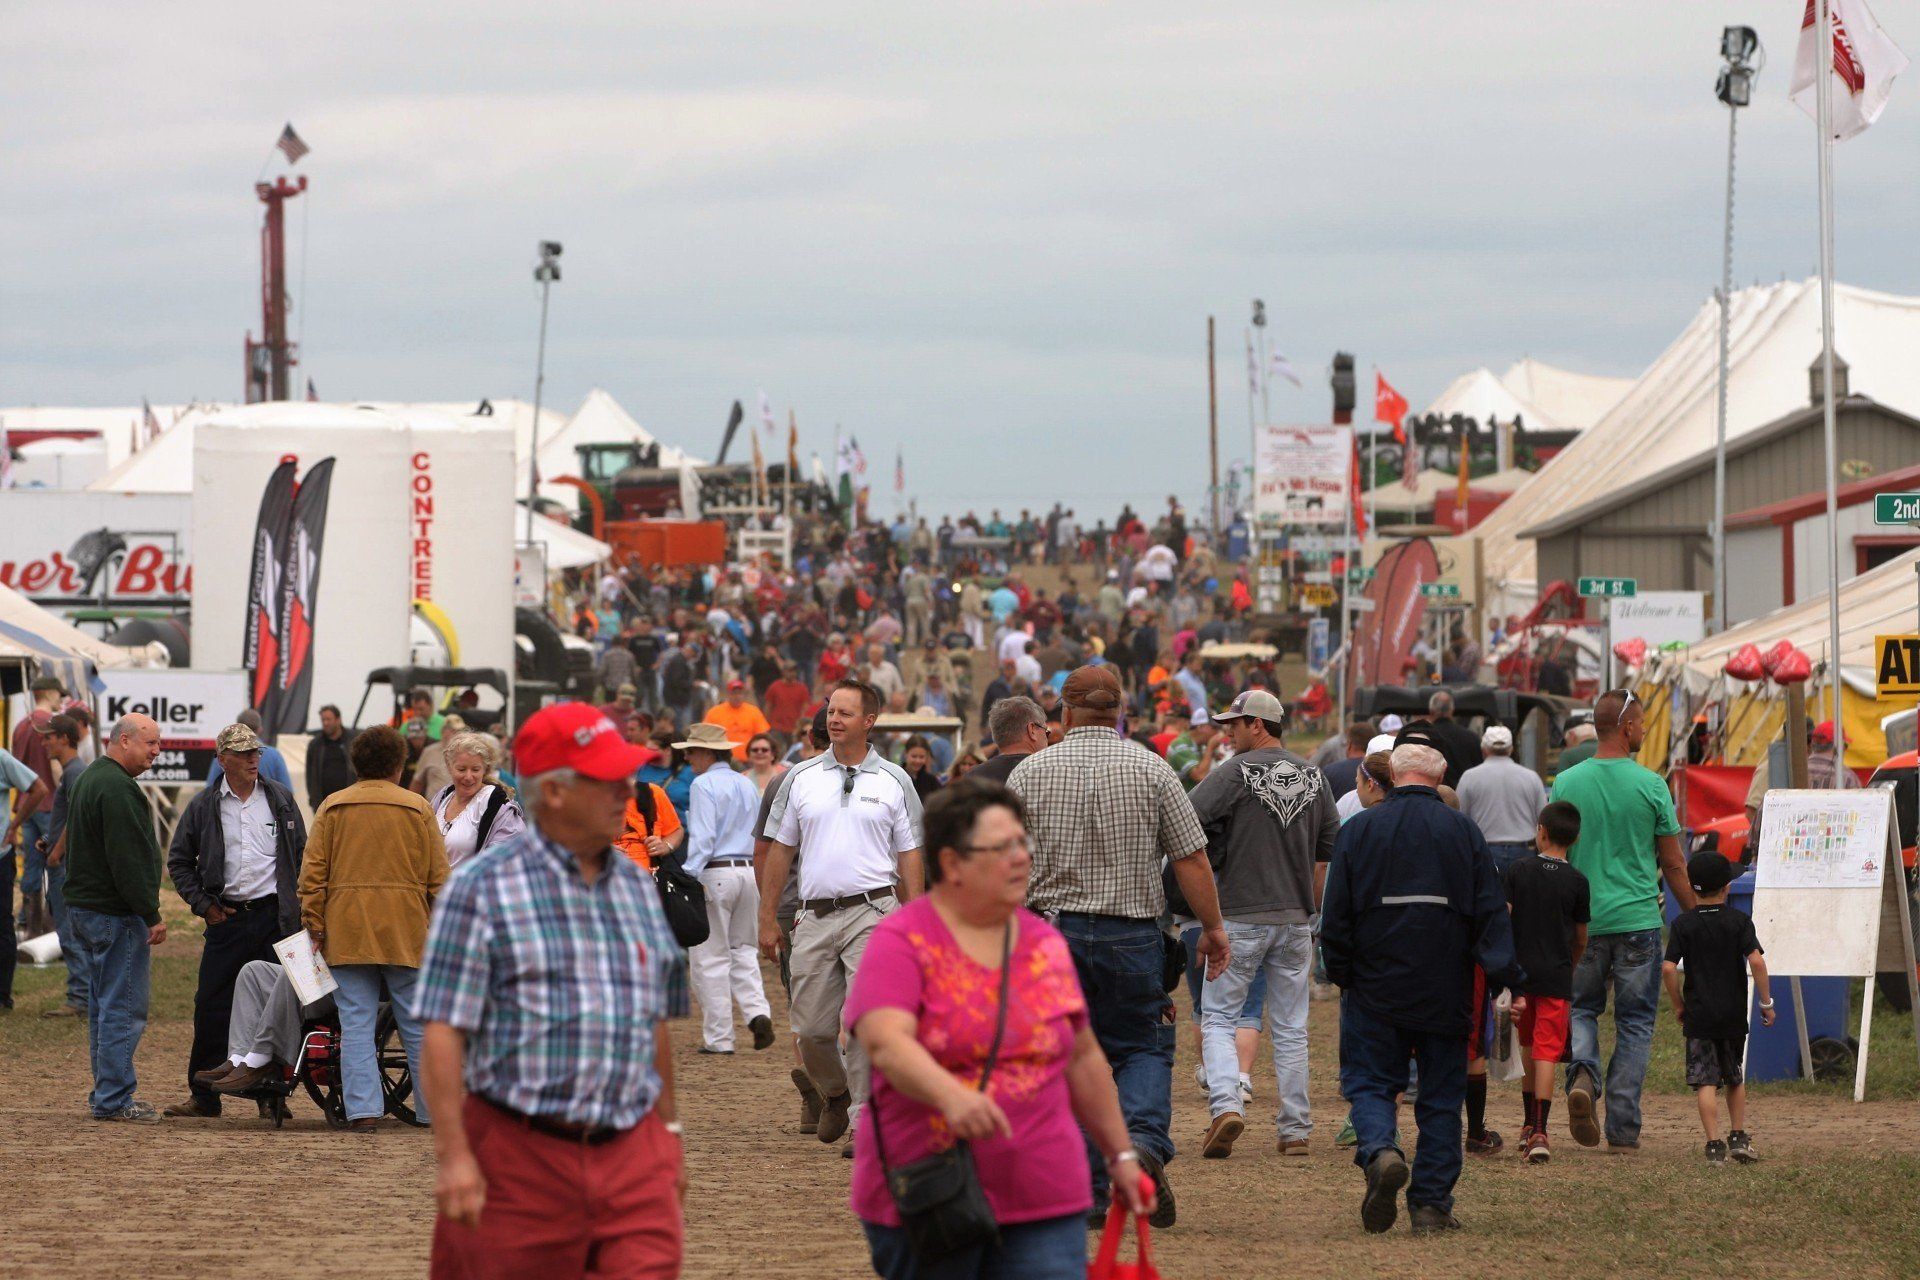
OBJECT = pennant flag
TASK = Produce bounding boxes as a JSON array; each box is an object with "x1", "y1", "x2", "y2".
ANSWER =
[
  {"x1": 1374, "y1": 372, "x2": 1409, "y2": 445},
  {"x1": 1792, "y1": 0, "x2": 1907, "y2": 141},
  {"x1": 276, "y1": 123, "x2": 310, "y2": 165},
  {"x1": 1269, "y1": 348, "x2": 1303, "y2": 389},
  {"x1": 305, "y1": 378, "x2": 319, "y2": 402},
  {"x1": 1349, "y1": 434, "x2": 1369, "y2": 538}
]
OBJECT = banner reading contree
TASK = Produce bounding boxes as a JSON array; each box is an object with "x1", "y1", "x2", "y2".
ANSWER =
[
  {"x1": 95, "y1": 668, "x2": 249, "y2": 784},
  {"x1": 1254, "y1": 425, "x2": 1352, "y2": 527}
]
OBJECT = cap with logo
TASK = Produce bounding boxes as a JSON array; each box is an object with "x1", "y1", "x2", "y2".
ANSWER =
[
  {"x1": 672, "y1": 723, "x2": 736, "y2": 752},
  {"x1": 1212, "y1": 689, "x2": 1286, "y2": 725},
  {"x1": 514, "y1": 702, "x2": 650, "y2": 782},
  {"x1": 217, "y1": 723, "x2": 265, "y2": 754}
]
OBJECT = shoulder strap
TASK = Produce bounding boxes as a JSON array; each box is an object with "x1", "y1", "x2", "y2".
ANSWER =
[{"x1": 474, "y1": 786, "x2": 510, "y2": 847}]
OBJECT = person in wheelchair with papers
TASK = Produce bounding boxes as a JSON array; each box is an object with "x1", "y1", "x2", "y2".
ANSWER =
[{"x1": 195, "y1": 958, "x2": 335, "y2": 1094}]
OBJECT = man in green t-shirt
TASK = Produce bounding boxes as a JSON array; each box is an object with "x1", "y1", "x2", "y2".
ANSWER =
[
  {"x1": 1164, "y1": 711, "x2": 1218, "y2": 791},
  {"x1": 1548, "y1": 689, "x2": 1694, "y2": 1152}
]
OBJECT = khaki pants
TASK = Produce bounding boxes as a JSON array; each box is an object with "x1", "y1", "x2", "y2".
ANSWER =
[{"x1": 787, "y1": 895, "x2": 895, "y2": 1113}]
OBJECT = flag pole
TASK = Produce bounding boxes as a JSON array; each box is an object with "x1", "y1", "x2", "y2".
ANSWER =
[{"x1": 1817, "y1": 0, "x2": 1847, "y2": 780}]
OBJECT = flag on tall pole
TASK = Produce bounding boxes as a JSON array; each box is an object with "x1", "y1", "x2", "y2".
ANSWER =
[
  {"x1": 1373, "y1": 372, "x2": 1409, "y2": 444},
  {"x1": 1245, "y1": 332, "x2": 1260, "y2": 405},
  {"x1": 1268, "y1": 348, "x2": 1303, "y2": 389},
  {"x1": 276, "y1": 123, "x2": 310, "y2": 165},
  {"x1": 894, "y1": 448, "x2": 905, "y2": 494},
  {"x1": 758, "y1": 388, "x2": 776, "y2": 436},
  {"x1": 1791, "y1": 0, "x2": 1907, "y2": 140},
  {"x1": 141, "y1": 398, "x2": 161, "y2": 448}
]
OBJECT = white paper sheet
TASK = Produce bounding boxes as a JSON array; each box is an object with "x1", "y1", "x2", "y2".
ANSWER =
[{"x1": 274, "y1": 929, "x2": 339, "y2": 1005}]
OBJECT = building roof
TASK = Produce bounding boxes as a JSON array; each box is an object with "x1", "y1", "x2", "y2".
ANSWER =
[
  {"x1": 1725, "y1": 457, "x2": 1920, "y2": 531},
  {"x1": 1516, "y1": 394, "x2": 1918, "y2": 539}
]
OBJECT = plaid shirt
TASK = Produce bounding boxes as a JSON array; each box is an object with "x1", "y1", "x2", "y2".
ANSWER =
[
  {"x1": 413, "y1": 824, "x2": 689, "y2": 1130},
  {"x1": 1008, "y1": 726, "x2": 1207, "y2": 919}
]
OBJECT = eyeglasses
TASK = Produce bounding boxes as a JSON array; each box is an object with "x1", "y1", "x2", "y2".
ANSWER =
[{"x1": 961, "y1": 835, "x2": 1031, "y2": 859}]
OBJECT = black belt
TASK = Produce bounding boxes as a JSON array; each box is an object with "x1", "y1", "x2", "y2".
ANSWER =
[
  {"x1": 218, "y1": 894, "x2": 279, "y2": 913},
  {"x1": 707, "y1": 859, "x2": 755, "y2": 868},
  {"x1": 479, "y1": 1095, "x2": 630, "y2": 1146},
  {"x1": 801, "y1": 888, "x2": 896, "y2": 915}
]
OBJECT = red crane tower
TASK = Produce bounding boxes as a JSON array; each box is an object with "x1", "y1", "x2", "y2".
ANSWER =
[{"x1": 243, "y1": 174, "x2": 306, "y2": 402}]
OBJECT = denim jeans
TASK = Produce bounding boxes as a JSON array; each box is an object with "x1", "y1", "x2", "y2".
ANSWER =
[
  {"x1": 69, "y1": 907, "x2": 150, "y2": 1116},
  {"x1": 42, "y1": 858, "x2": 88, "y2": 1010},
  {"x1": 1339, "y1": 999, "x2": 1465, "y2": 1215},
  {"x1": 862, "y1": 1211, "x2": 1087, "y2": 1280},
  {"x1": 1055, "y1": 914, "x2": 1175, "y2": 1188},
  {"x1": 1201, "y1": 922, "x2": 1313, "y2": 1140},
  {"x1": 333, "y1": 964, "x2": 428, "y2": 1123},
  {"x1": 1486, "y1": 842, "x2": 1533, "y2": 879},
  {"x1": 1181, "y1": 924, "x2": 1265, "y2": 1027},
  {"x1": 1568, "y1": 928, "x2": 1662, "y2": 1146}
]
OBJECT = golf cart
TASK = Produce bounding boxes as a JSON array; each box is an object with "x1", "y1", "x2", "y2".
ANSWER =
[
  {"x1": 1350, "y1": 683, "x2": 1584, "y2": 777},
  {"x1": 352, "y1": 666, "x2": 515, "y2": 734}
]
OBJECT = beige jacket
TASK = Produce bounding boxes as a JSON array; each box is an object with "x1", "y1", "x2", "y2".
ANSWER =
[{"x1": 299, "y1": 780, "x2": 449, "y2": 968}]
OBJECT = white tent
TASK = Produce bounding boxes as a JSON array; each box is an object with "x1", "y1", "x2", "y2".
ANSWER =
[
  {"x1": 1473, "y1": 280, "x2": 1920, "y2": 617},
  {"x1": 0, "y1": 581, "x2": 161, "y2": 691},
  {"x1": 525, "y1": 510, "x2": 613, "y2": 569},
  {"x1": 1423, "y1": 360, "x2": 1631, "y2": 434},
  {"x1": 543, "y1": 388, "x2": 703, "y2": 479}
]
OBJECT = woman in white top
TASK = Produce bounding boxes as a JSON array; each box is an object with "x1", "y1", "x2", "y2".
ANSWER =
[{"x1": 431, "y1": 731, "x2": 525, "y2": 867}]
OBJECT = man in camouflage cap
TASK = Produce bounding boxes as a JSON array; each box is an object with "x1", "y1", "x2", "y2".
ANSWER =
[{"x1": 163, "y1": 721, "x2": 308, "y2": 1117}]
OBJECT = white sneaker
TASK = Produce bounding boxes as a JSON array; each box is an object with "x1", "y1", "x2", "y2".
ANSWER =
[{"x1": 1194, "y1": 1062, "x2": 1208, "y2": 1091}]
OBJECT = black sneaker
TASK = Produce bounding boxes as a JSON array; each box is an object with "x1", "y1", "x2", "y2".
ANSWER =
[
  {"x1": 1728, "y1": 1130, "x2": 1758, "y2": 1164},
  {"x1": 749, "y1": 1015, "x2": 776, "y2": 1051},
  {"x1": 1361, "y1": 1149, "x2": 1409, "y2": 1234},
  {"x1": 1409, "y1": 1205, "x2": 1461, "y2": 1236},
  {"x1": 1136, "y1": 1150, "x2": 1176, "y2": 1229},
  {"x1": 1705, "y1": 1139, "x2": 1728, "y2": 1164}
]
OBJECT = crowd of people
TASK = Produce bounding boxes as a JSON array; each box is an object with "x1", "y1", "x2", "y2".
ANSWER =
[{"x1": 2, "y1": 519, "x2": 1800, "y2": 1276}]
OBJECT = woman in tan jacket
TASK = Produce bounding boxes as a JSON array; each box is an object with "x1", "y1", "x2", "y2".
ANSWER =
[{"x1": 299, "y1": 724, "x2": 449, "y2": 1130}]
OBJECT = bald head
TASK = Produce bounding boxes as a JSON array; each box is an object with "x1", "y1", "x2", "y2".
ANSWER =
[{"x1": 106, "y1": 712, "x2": 163, "y2": 777}]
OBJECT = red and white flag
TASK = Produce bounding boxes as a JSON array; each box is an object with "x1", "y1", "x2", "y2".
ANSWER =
[
  {"x1": 276, "y1": 123, "x2": 310, "y2": 164},
  {"x1": 1374, "y1": 372, "x2": 1409, "y2": 444},
  {"x1": 1791, "y1": 0, "x2": 1908, "y2": 141}
]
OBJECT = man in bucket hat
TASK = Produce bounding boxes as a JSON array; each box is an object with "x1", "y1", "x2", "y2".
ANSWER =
[
  {"x1": 167, "y1": 721, "x2": 307, "y2": 1118},
  {"x1": 417, "y1": 701, "x2": 690, "y2": 1278},
  {"x1": 672, "y1": 723, "x2": 773, "y2": 1055}
]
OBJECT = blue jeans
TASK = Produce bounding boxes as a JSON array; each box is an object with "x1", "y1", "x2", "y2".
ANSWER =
[
  {"x1": 1568, "y1": 928, "x2": 1662, "y2": 1147},
  {"x1": 43, "y1": 857, "x2": 87, "y2": 1009},
  {"x1": 17, "y1": 811, "x2": 51, "y2": 909},
  {"x1": 1055, "y1": 914, "x2": 1175, "y2": 1185},
  {"x1": 1201, "y1": 922, "x2": 1313, "y2": 1140},
  {"x1": 1486, "y1": 842, "x2": 1533, "y2": 879},
  {"x1": 1339, "y1": 1000, "x2": 1466, "y2": 1215},
  {"x1": 862, "y1": 1212, "x2": 1086, "y2": 1280},
  {"x1": 333, "y1": 964, "x2": 428, "y2": 1123},
  {"x1": 68, "y1": 907, "x2": 150, "y2": 1116},
  {"x1": 1181, "y1": 924, "x2": 1265, "y2": 1027}
]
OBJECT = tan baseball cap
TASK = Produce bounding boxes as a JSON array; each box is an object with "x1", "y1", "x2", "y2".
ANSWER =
[{"x1": 217, "y1": 723, "x2": 264, "y2": 753}]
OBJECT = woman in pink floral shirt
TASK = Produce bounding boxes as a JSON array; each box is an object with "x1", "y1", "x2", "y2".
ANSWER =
[{"x1": 846, "y1": 779, "x2": 1149, "y2": 1279}]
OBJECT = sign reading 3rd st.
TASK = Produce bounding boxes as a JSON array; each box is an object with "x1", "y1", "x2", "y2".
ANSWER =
[{"x1": 1578, "y1": 576, "x2": 1637, "y2": 598}]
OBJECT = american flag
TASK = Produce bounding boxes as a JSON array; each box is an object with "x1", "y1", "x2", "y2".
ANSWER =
[
  {"x1": 277, "y1": 123, "x2": 310, "y2": 165},
  {"x1": 894, "y1": 448, "x2": 905, "y2": 493},
  {"x1": 142, "y1": 398, "x2": 162, "y2": 447}
]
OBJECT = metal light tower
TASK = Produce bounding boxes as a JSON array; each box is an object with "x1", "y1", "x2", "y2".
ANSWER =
[
  {"x1": 526, "y1": 240, "x2": 562, "y2": 543},
  {"x1": 1711, "y1": 25, "x2": 1761, "y2": 633}
]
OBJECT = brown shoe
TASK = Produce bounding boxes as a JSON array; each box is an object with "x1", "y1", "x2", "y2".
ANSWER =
[
  {"x1": 816, "y1": 1092, "x2": 851, "y2": 1144},
  {"x1": 211, "y1": 1063, "x2": 280, "y2": 1095},
  {"x1": 193, "y1": 1062, "x2": 242, "y2": 1088},
  {"x1": 792, "y1": 1068, "x2": 823, "y2": 1134},
  {"x1": 349, "y1": 1118, "x2": 382, "y2": 1133},
  {"x1": 40, "y1": 1003, "x2": 84, "y2": 1019},
  {"x1": 163, "y1": 1098, "x2": 220, "y2": 1118},
  {"x1": 1202, "y1": 1111, "x2": 1244, "y2": 1159},
  {"x1": 1279, "y1": 1139, "x2": 1310, "y2": 1158}
]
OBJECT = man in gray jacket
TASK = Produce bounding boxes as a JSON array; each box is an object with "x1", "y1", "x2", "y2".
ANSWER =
[{"x1": 1188, "y1": 689, "x2": 1339, "y2": 1159}]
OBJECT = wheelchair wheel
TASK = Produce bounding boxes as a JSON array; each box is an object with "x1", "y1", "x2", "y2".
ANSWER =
[
  {"x1": 376, "y1": 1005, "x2": 428, "y2": 1127},
  {"x1": 299, "y1": 1023, "x2": 351, "y2": 1129}
]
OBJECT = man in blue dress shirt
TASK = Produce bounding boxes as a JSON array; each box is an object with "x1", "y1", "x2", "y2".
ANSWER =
[{"x1": 675, "y1": 722, "x2": 774, "y2": 1055}]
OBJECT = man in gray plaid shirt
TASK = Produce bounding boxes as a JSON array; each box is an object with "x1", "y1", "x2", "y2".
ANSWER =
[{"x1": 1009, "y1": 664, "x2": 1229, "y2": 1229}]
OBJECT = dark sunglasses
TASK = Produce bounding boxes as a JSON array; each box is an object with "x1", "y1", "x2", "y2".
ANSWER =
[{"x1": 842, "y1": 767, "x2": 859, "y2": 795}]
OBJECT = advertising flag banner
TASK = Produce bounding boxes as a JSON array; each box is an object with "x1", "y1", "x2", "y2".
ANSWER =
[
  {"x1": 1791, "y1": 0, "x2": 1907, "y2": 141},
  {"x1": 243, "y1": 461, "x2": 298, "y2": 718},
  {"x1": 273, "y1": 458, "x2": 335, "y2": 734}
]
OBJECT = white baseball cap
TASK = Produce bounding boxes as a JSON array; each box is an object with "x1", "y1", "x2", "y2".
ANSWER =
[
  {"x1": 1367, "y1": 733, "x2": 1398, "y2": 754},
  {"x1": 1379, "y1": 713, "x2": 1406, "y2": 732},
  {"x1": 1482, "y1": 725, "x2": 1514, "y2": 750}
]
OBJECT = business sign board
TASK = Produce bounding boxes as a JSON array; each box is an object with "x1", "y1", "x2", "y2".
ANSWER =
[
  {"x1": 0, "y1": 491, "x2": 191, "y2": 618},
  {"x1": 1254, "y1": 425, "x2": 1351, "y2": 528},
  {"x1": 1875, "y1": 635, "x2": 1920, "y2": 697},
  {"x1": 95, "y1": 668, "x2": 248, "y2": 784}
]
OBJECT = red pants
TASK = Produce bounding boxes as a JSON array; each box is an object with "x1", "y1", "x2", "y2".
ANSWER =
[
  {"x1": 1518, "y1": 995, "x2": 1571, "y2": 1063},
  {"x1": 431, "y1": 1097, "x2": 683, "y2": 1279}
]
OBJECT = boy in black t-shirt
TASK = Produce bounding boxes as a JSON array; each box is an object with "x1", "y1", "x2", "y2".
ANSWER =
[
  {"x1": 1662, "y1": 852, "x2": 1774, "y2": 1163},
  {"x1": 1503, "y1": 800, "x2": 1590, "y2": 1163}
]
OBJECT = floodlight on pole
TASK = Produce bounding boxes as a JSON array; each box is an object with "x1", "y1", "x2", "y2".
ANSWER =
[
  {"x1": 1711, "y1": 26, "x2": 1761, "y2": 634},
  {"x1": 526, "y1": 240, "x2": 562, "y2": 544}
]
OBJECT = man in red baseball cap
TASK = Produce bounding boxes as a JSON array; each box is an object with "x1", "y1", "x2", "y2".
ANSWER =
[
  {"x1": 703, "y1": 678, "x2": 771, "y2": 762},
  {"x1": 415, "y1": 701, "x2": 690, "y2": 1278}
]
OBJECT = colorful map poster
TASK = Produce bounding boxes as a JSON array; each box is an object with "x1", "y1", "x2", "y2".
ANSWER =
[{"x1": 1752, "y1": 790, "x2": 1890, "y2": 890}]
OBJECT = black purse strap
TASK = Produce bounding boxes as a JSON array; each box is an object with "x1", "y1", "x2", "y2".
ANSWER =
[{"x1": 869, "y1": 916, "x2": 1015, "y2": 1176}]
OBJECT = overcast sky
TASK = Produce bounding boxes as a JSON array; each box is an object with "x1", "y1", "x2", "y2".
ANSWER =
[{"x1": 8, "y1": 2, "x2": 1920, "y2": 522}]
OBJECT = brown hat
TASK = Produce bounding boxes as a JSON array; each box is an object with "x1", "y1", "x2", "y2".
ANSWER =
[{"x1": 1061, "y1": 665, "x2": 1124, "y2": 716}]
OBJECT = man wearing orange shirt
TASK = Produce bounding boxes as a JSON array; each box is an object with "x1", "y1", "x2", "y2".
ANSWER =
[{"x1": 704, "y1": 681, "x2": 772, "y2": 762}]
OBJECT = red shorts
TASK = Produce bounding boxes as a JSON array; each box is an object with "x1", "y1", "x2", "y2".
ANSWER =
[
  {"x1": 1518, "y1": 995, "x2": 1571, "y2": 1064},
  {"x1": 1466, "y1": 967, "x2": 1488, "y2": 1062},
  {"x1": 431, "y1": 1097, "x2": 683, "y2": 1280}
]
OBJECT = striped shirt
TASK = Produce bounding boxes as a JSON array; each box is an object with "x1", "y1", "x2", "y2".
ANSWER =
[{"x1": 413, "y1": 824, "x2": 689, "y2": 1129}]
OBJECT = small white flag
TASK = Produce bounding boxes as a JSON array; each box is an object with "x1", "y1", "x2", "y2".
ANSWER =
[
  {"x1": 1269, "y1": 349, "x2": 1304, "y2": 389},
  {"x1": 1791, "y1": 0, "x2": 1908, "y2": 141},
  {"x1": 758, "y1": 387, "x2": 776, "y2": 435}
]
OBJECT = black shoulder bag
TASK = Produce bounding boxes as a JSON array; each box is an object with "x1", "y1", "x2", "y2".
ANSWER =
[
  {"x1": 868, "y1": 920, "x2": 1012, "y2": 1259},
  {"x1": 652, "y1": 847, "x2": 711, "y2": 950}
]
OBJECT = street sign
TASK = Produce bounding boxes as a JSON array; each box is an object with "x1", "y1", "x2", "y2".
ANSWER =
[
  {"x1": 1300, "y1": 584, "x2": 1338, "y2": 608},
  {"x1": 1348, "y1": 566, "x2": 1376, "y2": 583},
  {"x1": 1578, "y1": 576, "x2": 1638, "y2": 598},
  {"x1": 1875, "y1": 635, "x2": 1920, "y2": 696},
  {"x1": 1874, "y1": 493, "x2": 1920, "y2": 524},
  {"x1": 1347, "y1": 596, "x2": 1377, "y2": 613},
  {"x1": 1419, "y1": 582, "x2": 1461, "y2": 600}
]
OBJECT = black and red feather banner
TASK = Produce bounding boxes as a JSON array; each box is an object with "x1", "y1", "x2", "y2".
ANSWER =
[
  {"x1": 274, "y1": 457, "x2": 335, "y2": 734},
  {"x1": 243, "y1": 461, "x2": 298, "y2": 723}
]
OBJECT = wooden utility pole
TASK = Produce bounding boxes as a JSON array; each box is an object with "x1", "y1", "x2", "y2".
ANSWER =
[{"x1": 1207, "y1": 316, "x2": 1219, "y2": 535}]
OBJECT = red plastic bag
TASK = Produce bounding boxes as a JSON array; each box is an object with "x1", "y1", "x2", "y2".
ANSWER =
[
  {"x1": 1771, "y1": 646, "x2": 1812, "y2": 685},
  {"x1": 1723, "y1": 643, "x2": 1765, "y2": 682},
  {"x1": 1089, "y1": 1187, "x2": 1161, "y2": 1279}
]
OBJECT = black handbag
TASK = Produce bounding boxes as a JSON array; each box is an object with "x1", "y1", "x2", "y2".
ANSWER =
[
  {"x1": 868, "y1": 920, "x2": 1012, "y2": 1259},
  {"x1": 651, "y1": 849, "x2": 711, "y2": 949}
]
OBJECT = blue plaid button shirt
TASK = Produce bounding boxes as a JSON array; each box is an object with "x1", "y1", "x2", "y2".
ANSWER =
[{"x1": 413, "y1": 824, "x2": 689, "y2": 1129}]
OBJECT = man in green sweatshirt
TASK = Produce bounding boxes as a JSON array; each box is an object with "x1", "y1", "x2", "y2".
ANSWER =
[{"x1": 63, "y1": 713, "x2": 167, "y2": 1123}]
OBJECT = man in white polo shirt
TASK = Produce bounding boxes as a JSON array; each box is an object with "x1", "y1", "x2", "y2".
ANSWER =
[{"x1": 759, "y1": 678, "x2": 923, "y2": 1153}]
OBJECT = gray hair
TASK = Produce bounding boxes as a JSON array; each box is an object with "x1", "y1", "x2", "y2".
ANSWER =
[
  {"x1": 108, "y1": 714, "x2": 144, "y2": 743},
  {"x1": 520, "y1": 767, "x2": 579, "y2": 809},
  {"x1": 989, "y1": 696, "x2": 1046, "y2": 749},
  {"x1": 1564, "y1": 723, "x2": 1598, "y2": 746},
  {"x1": 444, "y1": 731, "x2": 498, "y2": 769},
  {"x1": 1390, "y1": 743, "x2": 1447, "y2": 784},
  {"x1": 1428, "y1": 690, "x2": 1454, "y2": 717}
]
